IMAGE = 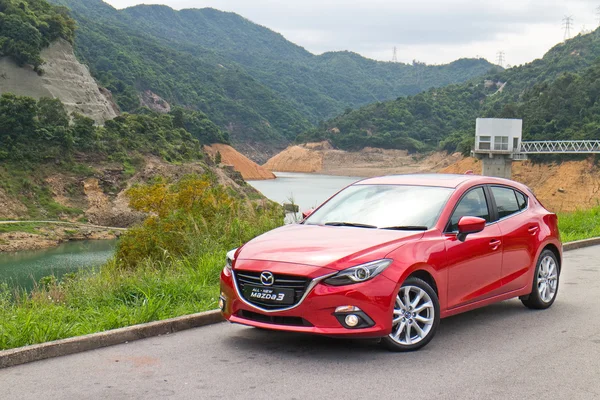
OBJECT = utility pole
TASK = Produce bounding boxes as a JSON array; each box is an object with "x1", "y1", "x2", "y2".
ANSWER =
[
  {"x1": 495, "y1": 51, "x2": 505, "y2": 68},
  {"x1": 562, "y1": 15, "x2": 573, "y2": 40},
  {"x1": 596, "y1": 6, "x2": 600, "y2": 27},
  {"x1": 392, "y1": 46, "x2": 398, "y2": 63}
]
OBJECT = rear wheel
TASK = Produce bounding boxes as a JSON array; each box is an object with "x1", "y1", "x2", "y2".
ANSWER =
[
  {"x1": 521, "y1": 249, "x2": 559, "y2": 309},
  {"x1": 381, "y1": 277, "x2": 440, "y2": 352}
]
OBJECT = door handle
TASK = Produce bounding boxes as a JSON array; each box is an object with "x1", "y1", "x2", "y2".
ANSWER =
[
  {"x1": 528, "y1": 226, "x2": 539, "y2": 235},
  {"x1": 489, "y1": 239, "x2": 501, "y2": 250}
]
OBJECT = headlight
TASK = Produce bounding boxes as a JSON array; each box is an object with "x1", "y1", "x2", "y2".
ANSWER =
[
  {"x1": 225, "y1": 248, "x2": 238, "y2": 269},
  {"x1": 324, "y1": 259, "x2": 392, "y2": 286}
]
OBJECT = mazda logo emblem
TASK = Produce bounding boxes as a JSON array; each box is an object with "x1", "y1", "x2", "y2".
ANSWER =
[{"x1": 260, "y1": 271, "x2": 275, "y2": 286}]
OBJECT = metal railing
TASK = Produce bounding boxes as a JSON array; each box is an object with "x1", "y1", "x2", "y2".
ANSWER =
[{"x1": 519, "y1": 140, "x2": 600, "y2": 154}]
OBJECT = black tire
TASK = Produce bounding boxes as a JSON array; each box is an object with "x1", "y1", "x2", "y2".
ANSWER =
[
  {"x1": 381, "y1": 277, "x2": 440, "y2": 352},
  {"x1": 521, "y1": 249, "x2": 560, "y2": 310}
]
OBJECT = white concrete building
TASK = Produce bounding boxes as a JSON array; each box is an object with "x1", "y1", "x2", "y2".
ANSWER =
[{"x1": 475, "y1": 118, "x2": 523, "y2": 153}]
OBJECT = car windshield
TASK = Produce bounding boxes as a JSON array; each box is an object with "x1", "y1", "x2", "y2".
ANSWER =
[{"x1": 304, "y1": 184, "x2": 454, "y2": 229}]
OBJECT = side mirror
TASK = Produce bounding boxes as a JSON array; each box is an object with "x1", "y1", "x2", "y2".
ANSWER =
[
  {"x1": 302, "y1": 209, "x2": 315, "y2": 219},
  {"x1": 456, "y1": 216, "x2": 486, "y2": 242}
]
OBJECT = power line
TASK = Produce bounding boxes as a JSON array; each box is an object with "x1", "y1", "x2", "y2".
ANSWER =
[
  {"x1": 392, "y1": 46, "x2": 398, "y2": 63},
  {"x1": 495, "y1": 51, "x2": 505, "y2": 68},
  {"x1": 562, "y1": 15, "x2": 573, "y2": 40}
]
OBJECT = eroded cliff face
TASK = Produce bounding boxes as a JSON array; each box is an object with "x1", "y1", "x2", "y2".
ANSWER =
[
  {"x1": 204, "y1": 143, "x2": 275, "y2": 180},
  {"x1": 0, "y1": 39, "x2": 118, "y2": 124}
]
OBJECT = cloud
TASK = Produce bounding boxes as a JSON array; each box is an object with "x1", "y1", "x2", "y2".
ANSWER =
[{"x1": 104, "y1": 0, "x2": 599, "y2": 65}]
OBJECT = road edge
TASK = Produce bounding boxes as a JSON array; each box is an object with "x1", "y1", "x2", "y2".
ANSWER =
[
  {"x1": 0, "y1": 310, "x2": 223, "y2": 369},
  {"x1": 2, "y1": 237, "x2": 600, "y2": 369}
]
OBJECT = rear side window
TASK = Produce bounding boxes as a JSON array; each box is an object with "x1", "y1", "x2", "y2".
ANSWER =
[
  {"x1": 491, "y1": 187, "x2": 520, "y2": 219},
  {"x1": 448, "y1": 187, "x2": 490, "y2": 232},
  {"x1": 515, "y1": 191, "x2": 528, "y2": 210}
]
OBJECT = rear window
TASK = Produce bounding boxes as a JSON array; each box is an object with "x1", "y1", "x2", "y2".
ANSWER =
[
  {"x1": 491, "y1": 186, "x2": 520, "y2": 219},
  {"x1": 515, "y1": 191, "x2": 527, "y2": 210}
]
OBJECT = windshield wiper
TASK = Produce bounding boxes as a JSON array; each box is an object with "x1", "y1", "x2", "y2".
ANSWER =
[
  {"x1": 380, "y1": 226, "x2": 428, "y2": 231},
  {"x1": 324, "y1": 222, "x2": 377, "y2": 228}
]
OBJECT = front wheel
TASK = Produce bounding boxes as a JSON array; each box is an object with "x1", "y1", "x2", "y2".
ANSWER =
[
  {"x1": 381, "y1": 277, "x2": 440, "y2": 352},
  {"x1": 521, "y1": 249, "x2": 560, "y2": 309}
]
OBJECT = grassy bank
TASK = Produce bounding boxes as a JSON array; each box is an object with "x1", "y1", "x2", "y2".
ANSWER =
[
  {"x1": 558, "y1": 206, "x2": 600, "y2": 242},
  {"x1": 1, "y1": 199, "x2": 599, "y2": 351},
  {"x1": 0, "y1": 252, "x2": 223, "y2": 350}
]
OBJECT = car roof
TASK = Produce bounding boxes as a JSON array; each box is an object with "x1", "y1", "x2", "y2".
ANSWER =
[{"x1": 355, "y1": 173, "x2": 523, "y2": 189}]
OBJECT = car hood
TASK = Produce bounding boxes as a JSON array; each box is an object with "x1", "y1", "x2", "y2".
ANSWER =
[{"x1": 236, "y1": 224, "x2": 424, "y2": 269}]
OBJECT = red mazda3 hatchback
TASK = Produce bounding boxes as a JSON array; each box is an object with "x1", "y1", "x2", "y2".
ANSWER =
[{"x1": 219, "y1": 174, "x2": 561, "y2": 351}]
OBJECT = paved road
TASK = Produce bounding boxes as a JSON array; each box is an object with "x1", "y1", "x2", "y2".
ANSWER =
[{"x1": 1, "y1": 247, "x2": 600, "y2": 399}]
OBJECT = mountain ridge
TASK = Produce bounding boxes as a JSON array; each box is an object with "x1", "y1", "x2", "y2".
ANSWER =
[
  {"x1": 298, "y1": 28, "x2": 600, "y2": 154},
  {"x1": 49, "y1": 0, "x2": 495, "y2": 160}
]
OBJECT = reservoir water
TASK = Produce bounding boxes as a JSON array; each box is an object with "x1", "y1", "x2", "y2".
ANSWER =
[
  {"x1": 0, "y1": 172, "x2": 359, "y2": 289},
  {"x1": 0, "y1": 239, "x2": 117, "y2": 290},
  {"x1": 248, "y1": 172, "x2": 360, "y2": 214}
]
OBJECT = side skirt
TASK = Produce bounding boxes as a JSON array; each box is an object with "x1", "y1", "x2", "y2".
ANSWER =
[{"x1": 440, "y1": 286, "x2": 531, "y2": 319}]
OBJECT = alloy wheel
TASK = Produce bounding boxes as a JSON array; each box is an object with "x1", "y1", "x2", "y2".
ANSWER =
[
  {"x1": 389, "y1": 285, "x2": 435, "y2": 345},
  {"x1": 537, "y1": 255, "x2": 558, "y2": 303}
]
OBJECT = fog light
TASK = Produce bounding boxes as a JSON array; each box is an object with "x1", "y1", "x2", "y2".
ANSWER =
[{"x1": 345, "y1": 314, "x2": 359, "y2": 327}]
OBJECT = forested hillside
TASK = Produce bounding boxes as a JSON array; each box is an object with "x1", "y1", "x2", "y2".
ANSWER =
[
  {"x1": 299, "y1": 29, "x2": 600, "y2": 153},
  {"x1": 48, "y1": 0, "x2": 493, "y2": 159},
  {"x1": 116, "y1": 4, "x2": 494, "y2": 122},
  {"x1": 0, "y1": 0, "x2": 74, "y2": 69}
]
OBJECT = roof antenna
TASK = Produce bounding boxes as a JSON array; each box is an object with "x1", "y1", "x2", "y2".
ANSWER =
[{"x1": 464, "y1": 170, "x2": 474, "y2": 175}]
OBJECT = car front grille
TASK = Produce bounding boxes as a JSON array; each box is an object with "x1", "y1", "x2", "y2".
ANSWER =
[{"x1": 234, "y1": 270, "x2": 311, "y2": 310}]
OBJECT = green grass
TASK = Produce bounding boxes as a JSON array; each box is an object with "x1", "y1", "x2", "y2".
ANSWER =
[
  {"x1": 0, "y1": 222, "x2": 43, "y2": 234},
  {"x1": 558, "y1": 206, "x2": 600, "y2": 242},
  {"x1": 0, "y1": 251, "x2": 224, "y2": 350}
]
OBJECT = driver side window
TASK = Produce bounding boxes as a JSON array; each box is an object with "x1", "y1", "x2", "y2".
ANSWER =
[{"x1": 448, "y1": 187, "x2": 490, "y2": 232}]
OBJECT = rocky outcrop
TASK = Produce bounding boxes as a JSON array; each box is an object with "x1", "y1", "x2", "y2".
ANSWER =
[
  {"x1": 0, "y1": 225, "x2": 121, "y2": 253},
  {"x1": 140, "y1": 90, "x2": 170, "y2": 113},
  {"x1": 0, "y1": 39, "x2": 118, "y2": 124},
  {"x1": 204, "y1": 144, "x2": 275, "y2": 180}
]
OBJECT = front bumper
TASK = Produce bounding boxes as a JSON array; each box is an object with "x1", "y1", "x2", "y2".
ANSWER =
[{"x1": 220, "y1": 263, "x2": 398, "y2": 338}]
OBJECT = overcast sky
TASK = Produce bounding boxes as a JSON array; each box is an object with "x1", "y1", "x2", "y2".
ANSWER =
[{"x1": 104, "y1": 0, "x2": 599, "y2": 66}]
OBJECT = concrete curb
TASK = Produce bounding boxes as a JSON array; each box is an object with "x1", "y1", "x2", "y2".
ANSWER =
[
  {"x1": 1, "y1": 237, "x2": 599, "y2": 369},
  {"x1": 562, "y1": 237, "x2": 600, "y2": 251},
  {"x1": 0, "y1": 310, "x2": 223, "y2": 369}
]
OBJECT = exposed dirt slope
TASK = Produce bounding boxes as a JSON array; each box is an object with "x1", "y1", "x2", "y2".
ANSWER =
[
  {"x1": 440, "y1": 157, "x2": 600, "y2": 212},
  {"x1": 0, "y1": 39, "x2": 118, "y2": 124},
  {"x1": 204, "y1": 144, "x2": 275, "y2": 180},
  {"x1": 263, "y1": 144, "x2": 325, "y2": 173},
  {"x1": 263, "y1": 141, "x2": 462, "y2": 176}
]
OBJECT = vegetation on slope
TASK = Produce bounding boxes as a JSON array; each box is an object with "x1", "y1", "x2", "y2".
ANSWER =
[
  {"x1": 0, "y1": 174, "x2": 283, "y2": 350},
  {"x1": 0, "y1": 93, "x2": 227, "y2": 163},
  {"x1": 301, "y1": 29, "x2": 600, "y2": 153},
  {"x1": 0, "y1": 93, "x2": 228, "y2": 218},
  {"x1": 0, "y1": 0, "x2": 75, "y2": 69}
]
